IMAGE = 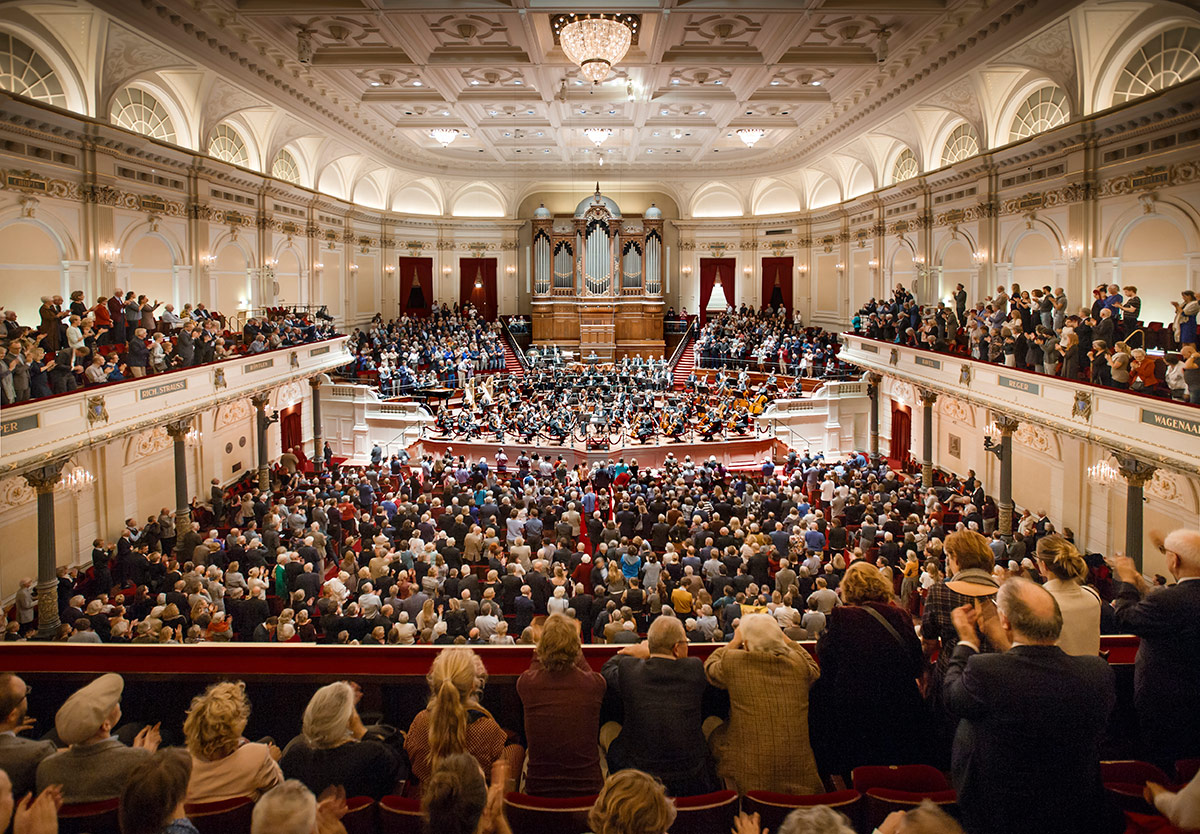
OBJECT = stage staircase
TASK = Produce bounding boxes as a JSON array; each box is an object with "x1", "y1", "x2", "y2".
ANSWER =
[
  {"x1": 501, "y1": 339, "x2": 525, "y2": 376},
  {"x1": 669, "y1": 320, "x2": 697, "y2": 390}
]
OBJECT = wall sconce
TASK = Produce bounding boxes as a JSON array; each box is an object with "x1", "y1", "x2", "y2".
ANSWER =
[
  {"x1": 442, "y1": 265, "x2": 452, "y2": 275},
  {"x1": 101, "y1": 245, "x2": 121, "y2": 270},
  {"x1": 1061, "y1": 240, "x2": 1082, "y2": 265},
  {"x1": 797, "y1": 264, "x2": 808, "y2": 274},
  {"x1": 913, "y1": 255, "x2": 925, "y2": 266},
  {"x1": 264, "y1": 257, "x2": 278, "y2": 269},
  {"x1": 349, "y1": 263, "x2": 359, "y2": 272},
  {"x1": 868, "y1": 259, "x2": 879, "y2": 270},
  {"x1": 972, "y1": 250, "x2": 987, "y2": 266},
  {"x1": 743, "y1": 265, "x2": 752, "y2": 275},
  {"x1": 384, "y1": 264, "x2": 395, "y2": 274},
  {"x1": 200, "y1": 254, "x2": 215, "y2": 274},
  {"x1": 681, "y1": 265, "x2": 693, "y2": 276},
  {"x1": 835, "y1": 262, "x2": 845, "y2": 272},
  {"x1": 505, "y1": 265, "x2": 517, "y2": 275},
  {"x1": 313, "y1": 262, "x2": 324, "y2": 271}
]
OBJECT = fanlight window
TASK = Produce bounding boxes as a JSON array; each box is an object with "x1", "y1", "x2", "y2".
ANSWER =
[
  {"x1": 110, "y1": 87, "x2": 177, "y2": 144},
  {"x1": 1009, "y1": 86, "x2": 1069, "y2": 142},
  {"x1": 941, "y1": 123, "x2": 980, "y2": 166},
  {"x1": 892, "y1": 149, "x2": 918, "y2": 184},
  {"x1": 208, "y1": 123, "x2": 249, "y2": 167},
  {"x1": 0, "y1": 33, "x2": 67, "y2": 108},
  {"x1": 1113, "y1": 26, "x2": 1200, "y2": 104},
  {"x1": 272, "y1": 149, "x2": 300, "y2": 184}
]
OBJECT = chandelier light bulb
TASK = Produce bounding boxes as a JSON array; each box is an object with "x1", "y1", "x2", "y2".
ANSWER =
[
  {"x1": 737, "y1": 128, "x2": 765, "y2": 148},
  {"x1": 584, "y1": 127, "x2": 613, "y2": 147},
  {"x1": 557, "y1": 15, "x2": 635, "y2": 84},
  {"x1": 429, "y1": 128, "x2": 460, "y2": 147}
]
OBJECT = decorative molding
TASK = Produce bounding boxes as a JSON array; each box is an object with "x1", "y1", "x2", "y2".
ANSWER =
[
  {"x1": 0, "y1": 475, "x2": 35, "y2": 510},
  {"x1": 128, "y1": 426, "x2": 172, "y2": 463},
  {"x1": 1071, "y1": 390, "x2": 1092, "y2": 420},
  {"x1": 86, "y1": 396, "x2": 109, "y2": 425}
]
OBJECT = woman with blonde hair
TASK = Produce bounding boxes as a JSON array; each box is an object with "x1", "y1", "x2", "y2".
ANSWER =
[
  {"x1": 810, "y1": 562, "x2": 926, "y2": 775},
  {"x1": 404, "y1": 647, "x2": 522, "y2": 793},
  {"x1": 183, "y1": 681, "x2": 282, "y2": 802},
  {"x1": 704, "y1": 613, "x2": 822, "y2": 794},
  {"x1": 1036, "y1": 535, "x2": 1101, "y2": 656},
  {"x1": 586, "y1": 769, "x2": 676, "y2": 834}
]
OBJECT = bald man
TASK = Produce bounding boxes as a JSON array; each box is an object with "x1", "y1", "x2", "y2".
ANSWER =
[
  {"x1": 944, "y1": 578, "x2": 1116, "y2": 834},
  {"x1": 1113, "y1": 528, "x2": 1200, "y2": 769}
]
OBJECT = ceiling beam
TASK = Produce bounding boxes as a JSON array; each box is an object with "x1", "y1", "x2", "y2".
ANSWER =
[
  {"x1": 312, "y1": 48, "x2": 414, "y2": 66},
  {"x1": 777, "y1": 46, "x2": 879, "y2": 66}
]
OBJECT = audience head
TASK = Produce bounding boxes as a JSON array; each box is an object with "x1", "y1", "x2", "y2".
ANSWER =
[
  {"x1": 426, "y1": 647, "x2": 487, "y2": 770},
  {"x1": 777, "y1": 805, "x2": 857, "y2": 834},
  {"x1": 943, "y1": 529, "x2": 994, "y2": 573},
  {"x1": 56, "y1": 672, "x2": 124, "y2": 745},
  {"x1": 996, "y1": 576, "x2": 1062, "y2": 645},
  {"x1": 251, "y1": 780, "x2": 318, "y2": 834},
  {"x1": 739, "y1": 612, "x2": 789, "y2": 652},
  {"x1": 1162, "y1": 529, "x2": 1200, "y2": 579},
  {"x1": 1035, "y1": 535, "x2": 1088, "y2": 583},
  {"x1": 183, "y1": 680, "x2": 251, "y2": 761},
  {"x1": 301, "y1": 681, "x2": 361, "y2": 749},
  {"x1": 587, "y1": 769, "x2": 676, "y2": 834},
  {"x1": 535, "y1": 613, "x2": 581, "y2": 672},
  {"x1": 119, "y1": 748, "x2": 192, "y2": 834},
  {"x1": 420, "y1": 752, "x2": 488, "y2": 834},
  {"x1": 840, "y1": 561, "x2": 893, "y2": 605},
  {"x1": 646, "y1": 614, "x2": 687, "y2": 658}
]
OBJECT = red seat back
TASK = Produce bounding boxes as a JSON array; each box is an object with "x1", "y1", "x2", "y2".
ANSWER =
[
  {"x1": 59, "y1": 798, "x2": 120, "y2": 834},
  {"x1": 852, "y1": 764, "x2": 950, "y2": 793},
  {"x1": 503, "y1": 792, "x2": 596, "y2": 834},
  {"x1": 341, "y1": 796, "x2": 377, "y2": 834},
  {"x1": 1176, "y1": 759, "x2": 1200, "y2": 784},
  {"x1": 743, "y1": 789, "x2": 862, "y2": 832},
  {"x1": 864, "y1": 788, "x2": 957, "y2": 832},
  {"x1": 185, "y1": 796, "x2": 255, "y2": 834},
  {"x1": 669, "y1": 790, "x2": 738, "y2": 834},
  {"x1": 379, "y1": 795, "x2": 423, "y2": 834}
]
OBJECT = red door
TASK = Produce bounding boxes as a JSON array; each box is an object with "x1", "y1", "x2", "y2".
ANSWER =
[
  {"x1": 281, "y1": 405, "x2": 302, "y2": 456},
  {"x1": 889, "y1": 405, "x2": 911, "y2": 466}
]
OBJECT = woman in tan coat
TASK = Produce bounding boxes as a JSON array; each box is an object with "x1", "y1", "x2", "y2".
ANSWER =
[{"x1": 703, "y1": 613, "x2": 822, "y2": 794}]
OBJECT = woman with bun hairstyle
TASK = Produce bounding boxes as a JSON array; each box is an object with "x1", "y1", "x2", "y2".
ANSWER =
[{"x1": 1035, "y1": 535, "x2": 1101, "y2": 656}]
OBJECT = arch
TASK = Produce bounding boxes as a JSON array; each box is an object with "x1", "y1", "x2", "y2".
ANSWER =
[
  {"x1": 0, "y1": 22, "x2": 87, "y2": 115},
  {"x1": 207, "y1": 119, "x2": 260, "y2": 170},
  {"x1": 450, "y1": 182, "x2": 507, "y2": 218},
  {"x1": 273, "y1": 246, "x2": 303, "y2": 305},
  {"x1": 1007, "y1": 227, "x2": 1061, "y2": 291},
  {"x1": 1095, "y1": 21, "x2": 1200, "y2": 111},
  {"x1": 846, "y1": 163, "x2": 875, "y2": 199},
  {"x1": 889, "y1": 146, "x2": 919, "y2": 185},
  {"x1": 126, "y1": 234, "x2": 176, "y2": 307},
  {"x1": 0, "y1": 219, "x2": 64, "y2": 324},
  {"x1": 938, "y1": 238, "x2": 975, "y2": 302},
  {"x1": 210, "y1": 235, "x2": 252, "y2": 314},
  {"x1": 392, "y1": 183, "x2": 442, "y2": 215},
  {"x1": 808, "y1": 177, "x2": 841, "y2": 210},
  {"x1": 316, "y1": 165, "x2": 347, "y2": 201},
  {"x1": 0, "y1": 205, "x2": 79, "y2": 261},
  {"x1": 691, "y1": 183, "x2": 744, "y2": 218},
  {"x1": 886, "y1": 237, "x2": 921, "y2": 297},
  {"x1": 1001, "y1": 221, "x2": 1064, "y2": 264},
  {"x1": 271, "y1": 147, "x2": 304, "y2": 186},
  {"x1": 108, "y1": 80, "x2": 192, "y2": 149},
  {"x1": 751, "y1": 181, "x2": 801, "y2": 216},
  {"x1": 351, "y1": 176, "x2": 385, "y2": 210},
  {"x1": 1110, "y1": 208, "x2": 1198, "y2": 326},
  {"x1": 937, "y1": 120, "x2": 981, "y2": 167},
  {"x1": 1002, "y1": 82, "x2": 1070, "y2": 144},
  {"x1": 1102, "y1": 198, "x2": 1200, "y2": 258}
]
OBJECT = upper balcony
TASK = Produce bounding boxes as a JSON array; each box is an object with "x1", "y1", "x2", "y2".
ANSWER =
[
  {"x1": 0, "y1": 336, "x2": 351, "y2": 478},
  {"x1": 839, "y1": 334, "x2": 1200, "y2": 477}
]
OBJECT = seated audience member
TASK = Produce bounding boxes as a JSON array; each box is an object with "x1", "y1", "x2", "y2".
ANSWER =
[
  {"x1": 183, "y1": 681, "x2": 282, "y2": 802},
  {"x1": 767, "y1": 805, "x2": 857, "y2": 834},
  {"x1": 875, "y1": 800, "x2": 965, "y2": 834},
  {"x1": 37, "y1": 673, "x2": 162, "y2": 802},
  {"x1": 279, "y1": 681, "x2": 402, "y2": 800},
  {"x1": 1111, "y1": 528, "x2": 1200, "y2": 771},
  {"x1": 516, "y1": 613, "x2": 606, "y2": 797},
  {"x1": 943, "y1": 577, "x2": 1117, "y2": 834},
  {"x1": 404, "y1": 647, "x2": 520, "y2": 793},
  {"x1": 119, "y1": 748, "x2": 196, "y2": 834},
  {"x1": 0, "y1": 673, "x2": 56, "y2": 799},
  {"x1": 0, "y1": 770, "x2": 61, "y2": 834},
  {"x1": 809, "y1": 561, "x2": 926, "y2": 776},
  {"x1": 703, "y1": 613, "x2": 822, "y2": 794},
  {"x1": 421, "y1": 754, "x2": 511, "y2": 834},
  {"x1": 1145, "y1": 766, "x2": 1200, "y2": 831},
  {"x1": 251, "y1": 779, "x2": 347, "y2": 834},
  {"x1": 600, "y1": 615, "x2": 718, "y2": 796},
  {"x1": 1034, "y1": 535, "x2": 1100, "y2": 656},
  {"x1": 586, "y1": 769, "x2": 676, "y2": 834}
]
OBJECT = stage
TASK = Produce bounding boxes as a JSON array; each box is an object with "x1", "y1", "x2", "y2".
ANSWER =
[{"x1": 410, "y1": 433, "x2": 788, "y2": 471}]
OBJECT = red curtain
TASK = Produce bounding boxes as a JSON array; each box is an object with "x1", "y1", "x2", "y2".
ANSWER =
[
  {"x1": 761, "y1": 256, "x2": 793, "y2": 315},
  {"x1": 281, "y1": 405, "x2": 302, "y2": 453},
  {"x1": 459, "y1": 258, "x2": 497, "y2": 321},
  {"x1": 699, "y1": 258, "x2": 735, "y2": 325},
  {"x1": 889, "y1": 404, "x2": 911, "y2": 464},
  {"x1": 399, "y1": 257, "x2": 433, "y2": 317}
]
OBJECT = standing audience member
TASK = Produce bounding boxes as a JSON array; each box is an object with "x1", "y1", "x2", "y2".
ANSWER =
[{"x1": 1035, "y1": 535, "x2": 1100, "y2": 656}]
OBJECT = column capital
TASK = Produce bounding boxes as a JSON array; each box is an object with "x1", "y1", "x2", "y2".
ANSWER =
[
  {"x1": 309, "y1": 376, "x2": 323, "y2": 389},
  {"x1": 165, "y1": 416, "x2": 194, "y2": 439},
  {"x1": 993, "y1": 414, "x2": 1020, "y2": 435},
  {"x1": 1114, "y1": 453, "x2": 1157, "y2": 487},
  {"x1": 251, "y1": 392, "x2": 271, "y2": 411},
  {"x1": 21, "y1": 459, "x2": 67, "y2": 494},
  {"x1": 918, "y1": 388, "x2": 938, "y2": 406},
  {"x1": 866, "y1": 372, "x2": 883, "y2": 387}
]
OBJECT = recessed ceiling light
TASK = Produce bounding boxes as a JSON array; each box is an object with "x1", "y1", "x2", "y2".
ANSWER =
[
  {"x1": 714, "y1": 79, "x2": 723, "y2": 85},
  {"x1": 412, "y1": 80, "x2": 423, "y2": 86},
  {"x1": 442, "y1": 110, "x2": 450, "y2": 115},
  {"x1": 469, "y1": 79, "x2": 480, "y2": 86},
  {"x1": 811, "y1": 80, "x2": 822, "y2": 86},
  {"x1": 697, "y1": 110, "x2": 706, "y2": 116},
  {"x1": 370, "y1": 81, "x2": 382, "y2": 87},
  {"x1": 582, "y1": 148, "x2": 589, "y2": 153},
  {"x1": 536, "y1": 131, "x2": 544, "y2": 136},
  {"x1": 543, "y1": 148, "x2": 550, "y2": 153},
  {"x1": 574, "y1": 80, "x2": 583, "y2": 86},
  {"x1": 671, "y1": 79, "x2": 680, "y2": 85},
  {"x1": 580, "y1": 108, "x2": 588, "y2": 115},
  {"x1": 489, "y1": 110, "x2": 498, "y2": 116},
  {"x1": 660, "y1": 109, "x2": 669, "y2": 115},
  {"x1": 726, "y1": 132, "x2": 732, "y2": 137},
  {"x1": 503, "y1": 132, "x2": 511, "y2": 137},
  {"x1": 608, "y1": 109, "x2": 616, "y2": 114},
  {"x1": 514, "y1": 80, "x2": 523, "y2": 85},
  {"x1": 770, "y1": 80, "x2": 781, "y2": 86},
  {"x1": 526, "y1": 109, "x2": 534, "y2": 114},
  {"x1": 647, "y1": 148, "x2": 654, "y2": 154},
  {"x1": 652, "y1": 131, "x2": 660, "y2": 136}
]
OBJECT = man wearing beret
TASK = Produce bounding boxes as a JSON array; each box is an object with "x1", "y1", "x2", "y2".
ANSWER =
[{"x1": 36, "y1": 673, "x2": 161, "y2": 802}]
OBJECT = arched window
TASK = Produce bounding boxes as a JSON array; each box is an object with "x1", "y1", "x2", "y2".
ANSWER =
[
  {"x1": 891, "y1": 148, "x2": 918, "y2": 184},
  {"x1": 272, "y1": 149, "x2": 300, "y2": 184},
  {"x1": 1113, "y1": 26, "x2": 1200, "y2": 104},
  {"x1": 208, "y1": 123, "x2": 249, "y2": 167},
  {"x1": 940, "y1": 123, "x2": 980, "y2": 166},
  {"x1": 110, "y1": 87, "x2": 177, "y2": 144},
  {"x1": 0, "y1": 32, "x2": 67, "y2": 108},
  {"x1": 1009, "y1": 86, "x2": 1069, "y2": 142}
]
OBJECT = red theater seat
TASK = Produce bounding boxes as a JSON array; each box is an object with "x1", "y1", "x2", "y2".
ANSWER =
[
  {"x1": 185, "y1": 796, "x2": 255, "y2": 834},
  {"x1": 669, "y1": 790, "x2": 738, "y2": 834},
  {"x1": 58, "y1": 798, "x2": 120, "y2": 834},
  {"x1": 743, "y1": 789, "x2": 863, "y2": 832},
  {"x1": 379, "y1": 795, "x2": 423, "y2": 834},
  {"x1": 503, "y1": 792, "x2": 597, "y2": 834}
]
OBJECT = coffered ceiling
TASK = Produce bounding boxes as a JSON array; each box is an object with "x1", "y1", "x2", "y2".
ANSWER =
[{"x1": 199, "y1": 0, "x2": 981, "y2": 174}]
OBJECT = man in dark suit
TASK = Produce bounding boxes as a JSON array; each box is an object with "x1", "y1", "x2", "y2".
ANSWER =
[
  {"x1": 1112, "y1": 529, "x2": 1200, "y2": 769},
  {"x1": 944, "y1": 577, "x2": 1117, "y2": 834},
  {"x1": 600, "y1": 616, "x2": 719, "y2": 797},
  {"x1": 0, "y1": 673, "x2": 55, "y2": 798}
]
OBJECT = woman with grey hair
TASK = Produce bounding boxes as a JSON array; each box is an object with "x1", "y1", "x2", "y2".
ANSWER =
[{"x1": 278, "y1": 681, "x2": 403, "y2": 799}]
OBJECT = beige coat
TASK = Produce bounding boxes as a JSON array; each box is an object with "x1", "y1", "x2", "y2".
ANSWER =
[{"x1": 704, "y1": 642, "x2": 822, "y2": 794}]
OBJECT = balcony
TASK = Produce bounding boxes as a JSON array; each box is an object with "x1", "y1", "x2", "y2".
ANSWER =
[
  {"x1": 0, "y1": 336, "x2": 351, "y2": 477},
  {"x1": 839, "y1": 334, "x2": 1200, "y2": 476}
]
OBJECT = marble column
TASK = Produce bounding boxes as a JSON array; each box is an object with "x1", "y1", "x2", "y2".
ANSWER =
[
  {"x1": 993, "y1": 415, "x2": 1020, "y2": 541},
  {"x1": 867, "y1": 372, "x2": 882, "y2": 464},
  {"x1": 310, "y1": 376, "x2": 324, "y2": 475},
  {"x1": 1115, "y1": 454, "x2": 1157, "y2": 572},
  {"x1": 252, "y1": 393, "x2": 271, "y2": 492},
  {"x1": 919, "y1": 389, "x2": 938, "y2": 487},
  {"x1": 165, "y1": 418, "x2": 194, "y2": 558},
  {"x1": 21, "y1": 459, "x2": 67, "y2": 640}
]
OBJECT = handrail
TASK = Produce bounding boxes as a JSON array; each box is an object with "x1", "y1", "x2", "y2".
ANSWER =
[
  {"x1": 666, "y1": 318, "x2": 696, "y2": 371},
  {"x1": 499, "y1": 316, "x2": 528, "y2": 371}
]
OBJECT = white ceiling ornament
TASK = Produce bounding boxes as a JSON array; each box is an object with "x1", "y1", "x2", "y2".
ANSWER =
[
  {"x1": 430, "y1": 128, "x2": 460, "y2": 147},
  {"x1": 584, "y1": 128, "x2": 612, "y2": 147},
  {"x1": 737, "y1": 128, "x2": 766, "y2": 148},
  {"x1": 553, "y1": 14, "x2": 637, "y2": 85}
]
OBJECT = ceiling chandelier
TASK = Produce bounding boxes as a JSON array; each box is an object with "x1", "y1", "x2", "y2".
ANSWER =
[
  {"x1": 737, "y1": 128, "x2": 766, "y2": 148},
  {"x1": 429, "y1": 128, "x2": 460, "y2": 148},
  {"x1": 554, "y1": 14, "x2": 638, "y2": 84},
  {"x1": 584, "y1": 127, "x2": 613, "y2": 147}
]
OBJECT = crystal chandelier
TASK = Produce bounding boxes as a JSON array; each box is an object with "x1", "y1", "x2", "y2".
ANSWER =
[
  {"x1": 555, "y1": 14, "x2": 637, "y2": 84},
  {"x1": 737, "y1": 128, "x2": 765, "y2": 148},
  {"x1": 584, "y1": 127, "x2": 613, "y2": 147},
  {"x1": 429, "y1": 128, "x2": 460, "y2": 148},
  {"x1": 1088, "y1": 458, "x2": 1120, "y2": 487}
]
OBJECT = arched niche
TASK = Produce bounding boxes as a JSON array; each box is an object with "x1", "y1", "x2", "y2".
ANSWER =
[
  {"x1": 392, "y1": 185, "x2": 441, "y2": 215},
  {"x1": 692, "y1": 188, "x2": 743, "y2": 218},
  {"x1": 753, "y1": 184, "x2": 801, "y2": 216},
  {"x1": 809, "y1": 179, "x2": 841, "y2": 210},
  {"x1": 1118, "y1": 216, "x2": 1189, "y2": 325},
  {"x1": 940, "y1": 239, "x2": 974, "y2": 302},
  {"x1": 213, "y1": 244, "x2": 249, "y2": 314},
  {"x1": 451, "y1": 186, "x2": 505, "y2": 218},
  {"x1": 0, "y1": 221, "x2": 62, "y2": 323},
  {"x1": 1010, "y1": 231, "x2": 1059, "y2": 290},
  {"x1": 127, "y1": 235, "x2": 176, "y2": 307},
  {"x1": 275, "y1": 248, "x2": 302, "y2": 305}
]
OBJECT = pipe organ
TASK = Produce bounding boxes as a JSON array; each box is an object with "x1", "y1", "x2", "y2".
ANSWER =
[{"x1": 530, "y1": 187, "x2": 665, "y2": 360}]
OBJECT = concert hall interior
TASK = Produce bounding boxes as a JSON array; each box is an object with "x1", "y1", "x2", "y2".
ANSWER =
[{"x1": 2, "y1": 1, "x2": 1200, "y2": 833}]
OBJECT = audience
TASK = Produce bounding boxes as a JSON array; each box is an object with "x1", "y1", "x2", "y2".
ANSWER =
[
  {"x1": 119, "y1": 748, "x2": 196, "y2": 834},
  {"x1": 182, "y1": 681, "x2": 282, "y2": 802},
  {"x1": 0, "y1": 674, "x2": 55, "y2": 799},
  {"x1": 585, "y1": 769, "x2": 676, "y2": 834},
  {"x1": 697, "y1": 304, "x2": 849, "y2": 377}
]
